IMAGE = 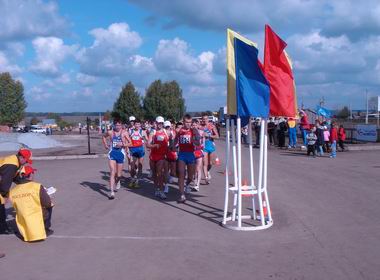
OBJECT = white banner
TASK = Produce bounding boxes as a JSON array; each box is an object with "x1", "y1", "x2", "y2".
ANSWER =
[{"x1": 356, "y1": 125, "x2": 378, "y2": 142}]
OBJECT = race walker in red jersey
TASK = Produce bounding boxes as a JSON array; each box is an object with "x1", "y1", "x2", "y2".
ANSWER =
[
  {"x1": 175, "y1": 114, "x2": 201, "y2": 203},
  {"x1": 147, "y1": 116, "x2": 168, "y2": 199},
  {"x1": 192, "y1": 119, "x2": 204, "y2": 192},
  {"x1": 128, "y1": 119, "x2": 147, "y2": 187},
  {"x1": 164, "y1": 120, "x2": 177, "y2": 193}
]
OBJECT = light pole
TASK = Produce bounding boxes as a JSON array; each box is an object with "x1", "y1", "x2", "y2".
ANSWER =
[{"x1": 365, "y1": 89, "x2": 369, "y2": 124}]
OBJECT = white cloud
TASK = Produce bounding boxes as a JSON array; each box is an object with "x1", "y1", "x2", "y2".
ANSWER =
[
  {"x1": 30, "y1": 36, "x2": 78, "y2": 76},
  {"x1": 77, "y1": 22, "x2": 149, "y2": 78},
  {"x1": 154, "y1": 38, "x2": 215, "y2": 84},
  {"x1": 0, "y1": 51, "x2": 22, "y2": 75},
  {"x1": 29, "y1": 86, "x2": 52, "y2": 101},
  {"x1": 89, "y1": 23, "x2": 142, "y2": 50},
  {"x1": 0, "y1": 0, "x2": 68, "y2": 41},
  {"x1": 76, "y1": 73, "x2": 97, "y2": 86}
]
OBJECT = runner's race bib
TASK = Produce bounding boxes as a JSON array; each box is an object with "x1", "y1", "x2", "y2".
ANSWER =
[{"x1": 179, "y1": 135, "x2": 191, "y2": 144}]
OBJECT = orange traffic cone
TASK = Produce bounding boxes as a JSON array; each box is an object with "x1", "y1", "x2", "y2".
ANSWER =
[
  {"x1": 256, "y1": 195, "x2": 269, "y2": 220},
  {"x1": 214, "y1": 157, "x2": 221, "y2": 166},
  {"x1": 262, "y1": 199, "x2": 268, "y2": 216},
  {"x1": 242, "y1": 178, "x2": 252, "y2": 197}
]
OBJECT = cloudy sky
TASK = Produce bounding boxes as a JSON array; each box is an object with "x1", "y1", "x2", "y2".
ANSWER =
[{"x1": 0, "y1": 0, "x2": 379, "y2": 112}]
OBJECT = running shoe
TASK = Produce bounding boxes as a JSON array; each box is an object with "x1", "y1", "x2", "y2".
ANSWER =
[
  {"x1": 164, "y1": 184, "x2": 169, "y2": 194},
  {"x1": 168, "y1": 176, "x2": 174, "y2": 184},
  {"x1": 128, "y1": 179, "x2": 136, "y2": 188},
  {"x1": 192, "y1": 185, "x2": 200, "y2": 192},
  {"x1": 185, "y1": 185, "x2": 191, "y2": 194},
  {"x1": 155, "y1": 188, "x2": 161, "y2": 197},
  {"x1": 115, "y1": 181, "x2": 121, "y2": 191},
  {"x1": 159, "y1": 191, "x2": 167, "y2": 200},
  {"x1": 109, "y1": 191, "x2": 115, "y2": 200},
  {"x1": 177, "y1": 194, "x2": 186, "y2": 203},
  {"x1": 205, "y1": 177, "x2": 210, "y2": 185},
  {"x1": 133, "y1": 179, "x2": 141, "y2": 189}
]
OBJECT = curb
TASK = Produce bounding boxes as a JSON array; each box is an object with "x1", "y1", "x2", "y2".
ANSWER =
[
  {"x1": 346, "y1": 145, "x2": 380, "y2": 151},
  {"x1": 32, "y1": 154, "x2": 108, "y2": 161}
]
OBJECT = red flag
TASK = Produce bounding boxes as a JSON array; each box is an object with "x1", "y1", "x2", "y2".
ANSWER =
[{"x1": 264, "y1": 24, "x2": 296, "y2": 117}]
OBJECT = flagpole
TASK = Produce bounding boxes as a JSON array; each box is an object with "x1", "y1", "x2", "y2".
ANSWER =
[{"x1": 223, "y1": 117, "x2": 231, "y2": 225}]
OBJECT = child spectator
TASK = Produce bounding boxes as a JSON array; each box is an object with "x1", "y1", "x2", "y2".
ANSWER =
[
  {"x1": 287, "y1": 117, "x2": 297, "y2": 148},
  {"x1": 323, "y1": 125, "x2": 330, "y2": 152},
  {"x1": 315, "y1": 121, "x2": 325, "y2": 156},
  {"x1": 338, "y1": 124, "x2": 346, "y2": 152},
  {"x1": 330, "y1": 122, "x2": 338, "y2": 158},
  {"x1": 306, "y1": 127, "x2": 317, "y2": 157}
]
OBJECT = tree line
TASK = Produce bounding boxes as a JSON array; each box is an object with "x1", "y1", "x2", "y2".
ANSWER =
[
  {"x1": 0, "y1": 71, "x2": 186, "y2": 127},
  {"x1": 111, "y1": 80, "x2": 185, "y2": 123}
]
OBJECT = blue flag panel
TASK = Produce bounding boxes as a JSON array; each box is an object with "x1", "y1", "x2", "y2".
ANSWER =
[{"x1": 234, "y1": 37, "x2": 270, "y2": 118}]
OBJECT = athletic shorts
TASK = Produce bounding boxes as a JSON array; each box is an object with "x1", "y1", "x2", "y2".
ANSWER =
[
  {"x1": 194, "y1": 149, "x2": 204, "y2": 159},
  {"x1": 129, "y1": 146, "x2": 145, "y2": 158},
  {"x1": 108, "y1": 149, "x2": 126, "y2": 164},
  {"x1": 150, "y1": 153, "x2": 166, "y2": 162},
  {"x1": 203, "y1": 140, "x2": 216, "y2": 154},
  {"x1": 166, "y1": 151, "x2": 177, "y2": 162},
  {"x1": 178, "y1": 151, "x2": 196, "y2": 165}
]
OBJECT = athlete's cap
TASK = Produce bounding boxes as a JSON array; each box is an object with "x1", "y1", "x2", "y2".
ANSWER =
[
  {"x1": 164, "y1": 120, "x2": 171, "y2": 127},
  {"x1": 18, "y1": 148, "x2": 32, "y2": 164},
  {"x1": 129, "y1": 116, "x2": 136, "y2": 121},
  {"x1": 156, "y1": 116, "x2": 164, "y2": 123},
  {"x1": 21, "y1": 165, "x2": 37, "y2": 176}
]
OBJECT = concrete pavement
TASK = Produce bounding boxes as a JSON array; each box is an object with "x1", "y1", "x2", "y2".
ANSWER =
[{"x1": 1, "y1": 142, "x2": 379, "y2": 280}]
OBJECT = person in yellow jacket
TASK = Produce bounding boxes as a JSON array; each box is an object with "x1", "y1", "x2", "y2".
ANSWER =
[
  {"x1": 0, "y1": 148, "x2": 33, "y2": 234},
  {"x1": 10, "y1": 166, "x2": 54, "y2": 242}
]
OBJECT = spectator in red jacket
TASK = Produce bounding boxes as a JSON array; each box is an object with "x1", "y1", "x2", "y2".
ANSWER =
[
  {"x1": 330, "y1": 122, "x2": 338, "y2": 158},
  {"x1": 338, "y1": 125, "x2": 346, "y2": 152}
]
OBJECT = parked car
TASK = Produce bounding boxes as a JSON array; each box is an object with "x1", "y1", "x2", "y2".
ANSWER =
[{"x1": 30, "y1": 125, "x2": 46, "y2": 133}]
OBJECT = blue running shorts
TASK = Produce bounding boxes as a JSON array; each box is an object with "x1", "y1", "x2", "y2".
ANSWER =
[
  {"x1": 129, "y1": 146, "x2": 145, "y2": 158},
  {"x1": 203, "y1": 140, "x2": 216, "y2": 154},
  {"x1": 108, "y1": 149, "x2": 126, "y2": 164},
  {"x1": 178, "y1": 151, "x2": 196, "y2": 165}
]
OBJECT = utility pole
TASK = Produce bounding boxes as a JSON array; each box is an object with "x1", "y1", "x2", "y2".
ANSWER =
[
  {"x1": 98, "y1": 113, "x2": 102, "y2": 134},
  {"x1": 349, "y1": 103, "x2": 353, "y2": 120},
  {"x1": 365, "y1": 89, "x2": 369, "y2": 124},
  {"x1": 319, "y1": 96, "x2": 325, "y2": 107}
]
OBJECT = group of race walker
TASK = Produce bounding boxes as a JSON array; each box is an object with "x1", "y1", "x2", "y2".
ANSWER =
[{"x1": 102, "y1": 113, "x2": 219, "y2": 203}]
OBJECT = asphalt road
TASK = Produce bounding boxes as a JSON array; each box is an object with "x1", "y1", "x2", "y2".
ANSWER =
[{"x1": 1, "y1": 142, "x2": 379, "y2": 280}]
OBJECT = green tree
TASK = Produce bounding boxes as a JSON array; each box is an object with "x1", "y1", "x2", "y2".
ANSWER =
[
  {"x1": 103, "y1": 110, "x2": 112, "y2": 121},
  {"x1": 0, "y1": 72, "x2": 27, "y2": 126},
  {"x1": 112, "y1": 82, "x2": 143, "y2": 122},
  {"x1": 30, "y1": 117, "x2": 40, "y2": 125},
  {"x1": 337, "y1": 106, "x2": 350, "y2": 119},
  {"x1": 143, "y1": 80, "x2": 185, "y2": 121}
]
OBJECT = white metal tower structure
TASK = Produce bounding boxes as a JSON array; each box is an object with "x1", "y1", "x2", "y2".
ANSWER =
[{"x1": 222, "y1": 116, "x2": 273, "y2": 231}]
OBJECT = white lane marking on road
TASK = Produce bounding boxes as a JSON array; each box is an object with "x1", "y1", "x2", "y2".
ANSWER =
[{"x1": 49, "y1": 235, "x2": 188, "y2": 240}]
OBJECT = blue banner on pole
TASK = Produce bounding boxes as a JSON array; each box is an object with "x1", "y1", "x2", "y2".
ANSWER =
[
  {"x1": 316, "y1": 106, "x2": 331, "y2": 118},
  {"x1": 234, "y1": 37, "x2": 270, "y2": 118}
]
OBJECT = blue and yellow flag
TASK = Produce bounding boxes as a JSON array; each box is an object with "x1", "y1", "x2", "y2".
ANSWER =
[{"x1": 227, "y1": 29, "x2": 270, "y2": 117}]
